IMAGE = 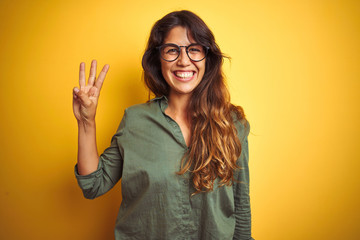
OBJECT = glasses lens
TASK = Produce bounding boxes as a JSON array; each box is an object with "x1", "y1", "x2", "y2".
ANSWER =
[
  {"x1": 159, "y1": 44, "x2": 208, "y2": 62},
  {"x1": 160, "y1": 44, "x2": 179, "y2": 61},
  {"x1": 187, "y1": 44, "x2": 206, "y2": 61}
]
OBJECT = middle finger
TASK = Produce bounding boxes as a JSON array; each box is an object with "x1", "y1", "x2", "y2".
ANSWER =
[{"x1": 88, "y1": 59, "x2": 97, "y2": 86}]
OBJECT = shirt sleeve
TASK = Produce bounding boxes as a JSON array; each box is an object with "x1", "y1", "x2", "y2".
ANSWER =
[
  {"x1": 74, "y1": 111, "x2": 127, "y2": 200},
  {"x1": 233, "y1": 119, "x2": 254, "y2": 240}
]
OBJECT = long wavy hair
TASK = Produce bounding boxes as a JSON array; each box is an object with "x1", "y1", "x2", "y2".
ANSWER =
[{"x1": 142, "y1": 10, "x2": 246, "y2": 195}]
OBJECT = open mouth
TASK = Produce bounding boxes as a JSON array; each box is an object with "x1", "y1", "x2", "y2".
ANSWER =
[{"x1": 173, "y1": 71, "x2": 195, "y2": 80}]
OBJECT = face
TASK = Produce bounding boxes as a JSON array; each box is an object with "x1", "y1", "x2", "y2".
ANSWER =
[{"x1": 160, "y1": 26, "x2": 206, "y2": 99}]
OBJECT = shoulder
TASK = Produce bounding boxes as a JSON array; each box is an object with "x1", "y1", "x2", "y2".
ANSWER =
[
  {"x1": 125, "y1": 101, "x2": 158, "y2": 117},
  {"x1": 121, "y1": 98, "x2": 163, "y2": 128},
  {"x1": 114, "y1": 98, "x2": 163, "y2": 135},
  {"x1": 232, "y1": 113, "x2": 250, "y2": 143},
  {"x1": 124, "y1": 96, "x2": 166, "y2": 117}
]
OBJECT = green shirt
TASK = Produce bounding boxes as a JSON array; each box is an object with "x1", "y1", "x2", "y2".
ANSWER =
[{"x1": 75, "y1": 96, "x2": 254, "y2": 240}]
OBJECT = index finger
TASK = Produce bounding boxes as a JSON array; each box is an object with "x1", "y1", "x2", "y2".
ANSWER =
[
  {"x1": 94, "y1": 64, "x2": 110, "y2": 91},
  {"x1": 79, "y1": 62, "x2": 86, "y2": 89}
]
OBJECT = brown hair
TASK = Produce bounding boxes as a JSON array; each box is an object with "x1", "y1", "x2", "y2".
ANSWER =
[{"x1": 142, "y1": 10, "x2": 246, "y2": 194}]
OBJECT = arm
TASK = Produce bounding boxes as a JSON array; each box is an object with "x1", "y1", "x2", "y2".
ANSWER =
[
  {"x1": 74, "y1": 124, "x2": 124, "y2": 199},
  {"x1": 233, "y1": 120, "x2": 254, "y2": 240},
  {"x1": 77, "y1": 120, "x2": 98, "y2": 175},
  {"x1": 72, "y1": 60, "x2": 123, "y2": 199},
  {"x1": 72, "y1": 60, "x2": 109, "y2": 175}
]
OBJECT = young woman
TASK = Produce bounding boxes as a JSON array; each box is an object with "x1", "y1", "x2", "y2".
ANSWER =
[{"x1": 73, "y1": 10, "x2": 253, "y2": 240}]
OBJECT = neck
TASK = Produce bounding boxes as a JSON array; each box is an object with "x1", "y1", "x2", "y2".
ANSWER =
[{"x1": 166, "y1": 92, "x2": 191, "y2": 121}]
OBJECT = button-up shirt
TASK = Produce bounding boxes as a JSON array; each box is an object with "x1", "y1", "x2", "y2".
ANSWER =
[{"x1": 75, "y1": 96, "x2": 254, "y2": 240}]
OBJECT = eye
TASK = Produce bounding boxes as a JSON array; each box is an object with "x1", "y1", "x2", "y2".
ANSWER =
[
  {"x1": 163, "y1": 45, "x2": 179, "y2": 55},
  {"x1": 189, "y1": 48, "x2": 200, "y2": 52},
  {"x1": 188, "y1": 45, "x2": 203, "y2": 53},
  {"x1": 166, "y1": 48, "x2": 178, "y2": 54}
]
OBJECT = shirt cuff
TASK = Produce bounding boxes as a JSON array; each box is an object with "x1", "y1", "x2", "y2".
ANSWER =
[{"x1": 74, "y1": 160, "x2": 103, "y2": 190}]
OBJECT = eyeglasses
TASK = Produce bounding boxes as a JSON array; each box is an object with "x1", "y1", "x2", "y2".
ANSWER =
[{"x1": 157, "y1": 43, "x2": 209, "y2": 62}]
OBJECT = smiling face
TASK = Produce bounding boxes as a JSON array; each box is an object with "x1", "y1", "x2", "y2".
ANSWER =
[{"x1": 160, "y1": 26, "x2": 206, "y2": 99}]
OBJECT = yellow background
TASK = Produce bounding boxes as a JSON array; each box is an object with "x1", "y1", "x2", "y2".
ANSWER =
[{"x1": 1, "y1": 0, "x2": 359, "y2": 239}]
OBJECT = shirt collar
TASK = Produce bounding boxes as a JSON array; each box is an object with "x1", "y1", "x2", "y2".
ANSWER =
[
  {"x1": 149, "y1": 95, "x2": 168, "y2": 102},
  {"x1": 150, "y1": 95, "x2": 168, "y2": 113}
]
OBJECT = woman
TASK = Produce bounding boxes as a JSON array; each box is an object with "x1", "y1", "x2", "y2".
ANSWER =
[{"x1": 73, "y1": 10, "x2": 253, "y2": 240}]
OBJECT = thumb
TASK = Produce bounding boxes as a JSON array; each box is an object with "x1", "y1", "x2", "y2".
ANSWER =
[
  {"x1": 73, "y1": 87, "x2": 80, "y2": 100},
  {"x1": 74, "y1": 88, "x2": 92, "y2": 106}
]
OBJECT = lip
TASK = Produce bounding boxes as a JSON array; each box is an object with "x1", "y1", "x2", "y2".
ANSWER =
[{"x1": 172, "y1": 70, "x2": 196, "y2": 82}]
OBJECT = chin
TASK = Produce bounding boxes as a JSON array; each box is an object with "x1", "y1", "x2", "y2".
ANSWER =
[
  {"x1": 172, "y1": 82, "x2": 200, "y2": 95},
  {"x1": 169, "y1": 85, "x2": 197, "y2": 96}
]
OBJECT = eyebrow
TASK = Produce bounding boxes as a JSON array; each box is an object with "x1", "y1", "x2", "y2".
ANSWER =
[{"x1": 162, "y1": 43, "x2": 198, "y2": 46}]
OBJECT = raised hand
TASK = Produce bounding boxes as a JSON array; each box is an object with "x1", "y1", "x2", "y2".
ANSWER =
[{"x1": 73, "y1": 60, "x2": 109, "y2": 124}]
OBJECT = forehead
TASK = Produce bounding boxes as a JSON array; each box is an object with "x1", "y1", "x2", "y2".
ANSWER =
[{"x1": 163, "y1": 26, "x2": 196, "y2": 45}]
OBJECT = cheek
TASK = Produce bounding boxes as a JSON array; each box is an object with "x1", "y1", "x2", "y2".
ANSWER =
[
  {"x1": 197, "y1": 62, "x2": 206, "y2": 77},
  {"x1": 161, "y1": 61, "x2": 172, "y2": 78}
]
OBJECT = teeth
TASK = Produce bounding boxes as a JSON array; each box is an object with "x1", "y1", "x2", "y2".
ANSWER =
[{"x1": 175, "y1": 71, "x2": 194, "y2": 78}]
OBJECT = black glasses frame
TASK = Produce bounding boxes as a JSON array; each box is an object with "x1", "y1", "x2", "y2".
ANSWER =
[{"x1": 156, "y1": 43, "x2": 210, "y2": 62}]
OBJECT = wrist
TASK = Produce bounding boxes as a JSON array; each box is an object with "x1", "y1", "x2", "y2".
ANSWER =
[{"x1": 77, "y1": 119, "x2": 96, "y2": 130}]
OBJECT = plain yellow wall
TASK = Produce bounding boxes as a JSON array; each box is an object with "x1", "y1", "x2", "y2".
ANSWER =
[{"x1": 0, "y1": 0, "x2": 359, "y2": 239}]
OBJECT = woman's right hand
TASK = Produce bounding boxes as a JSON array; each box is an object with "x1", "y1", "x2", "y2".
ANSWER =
[{"x1": 72, "y1": 60, "x2": 109, "y2": 124}]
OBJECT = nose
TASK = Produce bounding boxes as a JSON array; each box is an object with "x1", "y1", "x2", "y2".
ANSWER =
[{"x1": 177, "y1": 47, "x2": 191, "y2": 66}]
